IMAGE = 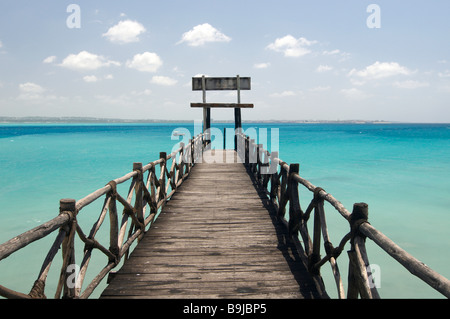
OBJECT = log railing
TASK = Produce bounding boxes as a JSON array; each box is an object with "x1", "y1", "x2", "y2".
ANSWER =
[
  {"x1": 0, "y1": 134, "x2": 204, "y2": 299},
  {"x1": 238, "y1": 132, "x2": 450, "y2": 299},
  {"x1": 1, "y1": 129, "x2": 450, "y2": 299}
]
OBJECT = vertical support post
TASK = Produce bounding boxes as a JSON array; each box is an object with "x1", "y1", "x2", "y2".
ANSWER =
[
  {"x1": 278, "y1": 164, "x2": 288, "y2": 219},
  {"x1": 189, "y1": 138, "x2": 194, "y2": 167},
  {"x1": 206, "y1": 108, "x2": 211, "y2": 145},
  {"x1": 178, "y1": 142, "x2": 185, "y2": 183},
  {"x1": 310, "y1": 198, "x2": 322, "y2": 275},
  {"x1": 133, "y1": 163, "x2": 144, "y2": 228},
  {"x1": 108, "y1": 184, "x2": 119, "y2": 264},
  {"x1": 257, "y1": 144, "x2": 262, "y2": 182},
  {"x1": 287, "y1": 164, "x2": 301, "y2": 239},
  {"x1": 223, "y1": 127, "x2": 226, "y2": 150},
  {"x1": 250, "y1": 139, "x2": 256, "y2": 172},
  {"x1": 58, "y1": 198, "x2": 77, "y2": 299},
  {"x1": 159, "y1": 152, "x2": 167, "y2": 202},
  {"x1": 235, "y1": 131, "x2": 244, "y2": 163},
  {"x1": 234, "y1": 75, "x2": 242, "y2": 151},
  {"x1": 245, "y1": 136, "x2": 249, "y2": 165},
  {"x1": 265, "y1": 150, "x2": 278, "y2": 176},
  {"x1": 202, "y1": 75, "x2": 211, "y2": 146},
  {"x1": 202, "y1": 75, "x2": 206, "y2": 134},
  {"x1": 269, "y1": 151, "x2": 279, "y2": 201},
  {"x1": 347, "y1": 252, "x2": 359, "y2": 299},
  {"x1": 348, "y1": 202, "x2": 374, "y2": 299}
]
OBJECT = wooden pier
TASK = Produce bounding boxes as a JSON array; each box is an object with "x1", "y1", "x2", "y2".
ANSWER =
[
  {"x1": 101, "y1": 150, "x2": 320, "y2": 298},
  {"x1": 1, "y1": 75, "x2": 449, "y2": 300}
]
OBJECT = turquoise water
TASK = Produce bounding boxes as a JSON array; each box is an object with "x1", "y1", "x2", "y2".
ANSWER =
[{"x1": 0, "y1": 122, "x2": 449, "y2": 298}]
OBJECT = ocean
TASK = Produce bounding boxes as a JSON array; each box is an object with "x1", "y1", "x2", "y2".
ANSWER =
[{"x1": 0, "y1": 122, "x2": 449, "y2": 299}]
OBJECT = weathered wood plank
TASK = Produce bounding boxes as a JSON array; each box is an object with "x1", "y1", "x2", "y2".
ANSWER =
[{"x1": 101, "y1": 150, "x2": 320, "y2": 299}]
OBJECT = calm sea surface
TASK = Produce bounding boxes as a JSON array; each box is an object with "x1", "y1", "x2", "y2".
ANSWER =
[{"x1": 0, "y1": 122, "x2": 449, "y2": 298}]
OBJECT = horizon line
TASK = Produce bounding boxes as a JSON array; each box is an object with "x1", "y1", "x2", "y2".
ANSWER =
[{"x1": 0, "y1": 116, "x2": 448, "y2": 125}]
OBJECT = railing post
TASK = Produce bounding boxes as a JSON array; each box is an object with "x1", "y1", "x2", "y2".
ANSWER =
[
  {"x1": 223, "y1": 128, "x2": 226, "y2": 150},
  {"x1": 159, "y1": 152, "x2": 167, "y2": 201},
  {"x1": 277, "y1": 164, "x2": 288, "y2": 219},
  {"x1": 347, "y1": 202, "x2": 376, "y2": 299},
  {"x1": 188, "y1": 138, "x2": 194, "y2": 167},
  {"x1": 58, "y1": 198, "x2": 77, "y2": 299},
  {"x1": 287, "y1": 164, "x2": 301, "y2": 239},
  {"x1": 194, "y1": 135, "x2": 203, "y2": 163},
  {"x1": 310, "y1": 194, "x2": 323, "y2": 276},
  {"x1": 250, "y1": 139, "x2": 256, "y2": 171},
  {"x1": 269, "y1": 151, "x2": 279, "y2": 202},
  {"x1": 107, "y1": 182, "x2": 119, "y2": 264},
  {"x1": 267, "y1": 151, "x2": 278, "y2": 175},
  {"x1": 179, "y1": 142, "x2": 185, "y2": 184},
  {"x1": 256, "y1": 144, "x2": 262, "y2": 182},
  {"x1": 133, "y1": 163, "x2": 144, "y2": 228},
  {"x1": 245, "y1": 136, "x2": 249, "y2": 165}
]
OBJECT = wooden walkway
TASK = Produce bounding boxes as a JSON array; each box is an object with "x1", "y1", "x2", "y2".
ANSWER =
[{"x1": 100, "y1": 150, "x2": 321, "y2": 299}]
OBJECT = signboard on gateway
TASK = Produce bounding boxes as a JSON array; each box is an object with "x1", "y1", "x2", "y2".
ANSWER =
[{"x1": 192, "y1": 77, "x2": 251, "y2": 91}]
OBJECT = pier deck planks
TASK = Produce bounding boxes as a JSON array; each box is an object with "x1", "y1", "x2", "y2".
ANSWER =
[{"x1": 100, "y1": 150, "x2": 320, "y2": 299}]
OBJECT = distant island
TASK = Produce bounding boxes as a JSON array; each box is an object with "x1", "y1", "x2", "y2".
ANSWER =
[{"x1": 0, "y1": 116, "x2": 394, "y2": 124}]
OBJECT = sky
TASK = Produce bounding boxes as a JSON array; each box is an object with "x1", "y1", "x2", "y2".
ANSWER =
[{"x1": 1, "y1": 0, "x2": 450, "y2": 122}]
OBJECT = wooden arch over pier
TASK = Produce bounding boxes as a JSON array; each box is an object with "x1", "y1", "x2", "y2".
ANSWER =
[{"x1": 190, "y1": 75, "x2": 253, "y2": 148}]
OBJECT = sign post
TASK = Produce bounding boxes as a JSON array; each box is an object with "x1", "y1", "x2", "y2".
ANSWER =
[{"x1": 191, "y1": 75, "x2": 253, "y2": 150}]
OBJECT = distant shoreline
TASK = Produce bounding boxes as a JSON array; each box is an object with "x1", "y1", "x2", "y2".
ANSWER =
[
  {"x1": 0, "y1": 116, "x2": 418, "y2": 124},
  {"x1": 0, "y1": 116, "x2": 448, "y2": 124}
]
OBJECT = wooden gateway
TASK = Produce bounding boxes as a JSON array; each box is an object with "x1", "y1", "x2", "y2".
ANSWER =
[{"x1": 190, "y1": 75, "x2": 253, "y2": 148}]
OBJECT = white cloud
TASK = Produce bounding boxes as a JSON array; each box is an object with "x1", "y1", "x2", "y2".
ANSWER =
[
  {"x1": 17, "y1": 82, "x2": 66, "y2": 103},
  {"x1": 131, "y1": 89, "x2": 152, "y2": 96},
  {"x1": 309, "y1": 86, "x2": 331, "y2": 92},
  {"x1": 438, "y1": 70, "x2": 450, "y2": 78},
  {"x1": 393, "y1": 80, "x2": 429, "y2": 89},
  {"x1": 340, "y1": 88, "x2": 369, "y2": 100},
  {"x1": 316, "y1": 65, "x2": 333, "y2": 72},
  {"x1": 102, "y1": 20, "x2": 146, "y2": 44},
  {"x1": 323, "y1": 49, "x2": 340, "y2": 55},
  {"x1": 438, "y1": 84, "x2": 450, "y2": 93},
  {"x1": 151, "y1": 76, "x2": 178, "y2": 86},
  {"x1": 266, "y1": 35, "x2": 317, "y2": 57},
  {"x1": 269, "y1": 90, "x2": 296, "y2": 98},
  {"x1": 126, "y1": 52, "x2": 162, "y2": 72},
  {"x1": 60, "y1": 51, "x2": 120, "y2": 71},
  {"x1": 254, "y1": 62, "x2": 271, "y2": 69},
  {"x1": 43, "y1": 56, "x2": 57, "y2": 64},
  {"x1": 348, "y1": 61, "x2": 412, "y2": 80},
  {"x1": 17, "y1": 82, "x2": 56, "y2": 101},
  {"x1": 83, "y1": 75, "x2": 98, "y2": 83},
  {"x1": 349, "y1": 78, "x2": 367, "y2": 86},
  {"x1": 19, "y1": 82, "x2": 45, "y2": 94},
  {"x1": 178, "y1": 23, "x2": 231, "y2": 46},
  {"x1": 95, "y1": 94, "x2": 132, "y2": 106},
  {"x1": 323, "y1": 49, "x2": 351, "y2": 62}
]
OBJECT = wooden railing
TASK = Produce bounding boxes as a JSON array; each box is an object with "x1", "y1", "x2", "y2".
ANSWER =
[
  {"x1": 237, "y1": 133, "x2": 450, "y2": 299},
  {"x1": 0, "y1": 134, "x2": 204, "y2": 299},
  {"x1": 1, "y1": 128, "x2": 449, "y2": 299}
]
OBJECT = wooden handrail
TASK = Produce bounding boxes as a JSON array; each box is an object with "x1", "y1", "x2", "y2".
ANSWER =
[
  {"x1": 0, "y1": 133, "x2": 204, "y2": 299},
  {"x1": 238, "y1": 132, "x2": 450, "y2": 299}
]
